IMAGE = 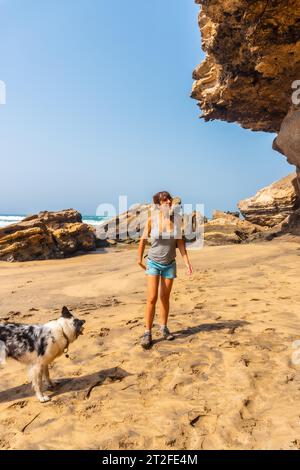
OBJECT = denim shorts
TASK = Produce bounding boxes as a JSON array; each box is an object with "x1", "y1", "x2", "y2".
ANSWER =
[{"x1": 145, "y1": 258, "x2": 177, "y2": 279}]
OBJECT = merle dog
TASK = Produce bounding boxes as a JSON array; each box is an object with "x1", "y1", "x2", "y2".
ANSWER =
[{"x1": 0, "y1": 306, "x2": 85, "y2": 402}]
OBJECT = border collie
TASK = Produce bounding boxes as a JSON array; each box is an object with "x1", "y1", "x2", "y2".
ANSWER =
[{"x1": 0, "y1": 306, "x2": 85, "y2": 402}]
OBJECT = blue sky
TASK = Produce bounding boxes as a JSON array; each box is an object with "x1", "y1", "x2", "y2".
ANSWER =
[{"x1": 0, "y1": 0, "x2": 291, "y2": 218}]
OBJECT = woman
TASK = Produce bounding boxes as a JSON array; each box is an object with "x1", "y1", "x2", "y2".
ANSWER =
[{"x1": 138, "y1": 191, "x2": 193, "y2": 349}]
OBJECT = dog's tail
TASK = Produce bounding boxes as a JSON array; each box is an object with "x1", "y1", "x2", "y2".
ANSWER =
[{"x1": 0, "y1": 340, "x2": 7, "y2": 366}]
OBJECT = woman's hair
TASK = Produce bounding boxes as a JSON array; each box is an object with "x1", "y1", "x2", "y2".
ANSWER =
[{"x1": 152, "y1": 191, "x2": 173, "y2": 205}]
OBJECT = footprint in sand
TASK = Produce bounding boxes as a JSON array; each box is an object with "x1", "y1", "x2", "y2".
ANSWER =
[
  {"x1": 99, "y1": 328, "x2": 110, "y2": 337},
  {"x1": 8, "y1": 311, "x2": 21, "y2": 319},
  {"x1": 240, "y1": 356, "x2": 251, "y2": 367},
  {"x1": 8, "y1": 400, "x2": 28, "y2": 410},
  {"x1": 194, "y1": 303, "x2": 205, "y2": 310},
  {"x1": 125, "y1": 319, "x2": 141, "y2": 329}
]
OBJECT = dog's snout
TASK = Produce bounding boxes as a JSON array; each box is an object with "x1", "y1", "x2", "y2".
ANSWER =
[{"x1": 81, "y1": 320, "x2": 86, "y2": 325}]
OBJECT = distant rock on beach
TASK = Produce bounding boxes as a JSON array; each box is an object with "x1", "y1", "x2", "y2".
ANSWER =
[
  {"x1": 0, "y1": 209, "x2": 96, "y2": 262},
  {"x1": 1, "y1": 174, "x2": 299, "y2": 262},
  {"x1": 238, "y1": 174, "x2": 300, "y2": 227},
  {"x1": 96, "y1": 176, "x2": 300, "y2": 248},
  {"x1": 204, "y1": 174, "x2": 300, "y2": 245},
  {"x1": 95, "y1": 197, "x2": 205, "y2": 246},
  {"x1": 204, "y1": 210, "x2": 263, "y2": 246}
]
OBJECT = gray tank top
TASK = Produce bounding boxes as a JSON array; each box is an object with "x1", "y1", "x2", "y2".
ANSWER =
[
  {"x1": 148, "y1": 230, "x2": 178, "y2": 265},
  {"x1": 147, "y1": 208, "x2": 182, "y2": 265}
]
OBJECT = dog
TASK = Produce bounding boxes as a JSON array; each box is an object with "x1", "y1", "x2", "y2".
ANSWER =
[{"x1": 0, "y1": 306, "x2": 85, "y2": 403}]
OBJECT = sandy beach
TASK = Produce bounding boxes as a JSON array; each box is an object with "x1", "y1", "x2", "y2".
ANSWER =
[{"x1": 0, "y1": 240, "x2": 300, "y2": 449}]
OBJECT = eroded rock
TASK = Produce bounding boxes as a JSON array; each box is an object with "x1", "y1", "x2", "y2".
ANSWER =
[
  {"x1": 238, "y1": 174, "x2": 300, "y2": 227},
  {"x1": 191, "y1": 0, "x2": 300, "y2": 133},
  {"x1": 273, "y1": 108, "x2": 300, "y2": 180},
  {"x1": 0, "y1": 209, "x2": 96, "y2": 262},
  {"x1": 96, "y1": 198, "x2": 205, "y2": 244},
  {"x1": 204, "y1": 210, "x2": 264, "y2": 245}
]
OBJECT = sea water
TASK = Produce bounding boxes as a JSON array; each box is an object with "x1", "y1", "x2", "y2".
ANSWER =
[{"x1": 0, "y1": 214, "x2": 107, "y2": 228}]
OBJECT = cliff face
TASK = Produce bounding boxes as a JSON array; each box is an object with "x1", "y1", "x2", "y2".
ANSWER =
[
  {"x1": 192, "y1": 0, "x2": 300, "y2": 132},
  {"x1": 273, "y1": 107, "x2": 300, "y2": 180},
  {"x1": 192, "y1": 0, "x2": 300, "y2": 194}
]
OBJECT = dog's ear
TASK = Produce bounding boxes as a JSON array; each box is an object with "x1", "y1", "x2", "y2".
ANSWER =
[{"x1": 61, "y1": 306, "x2": 73, "y2": 319}]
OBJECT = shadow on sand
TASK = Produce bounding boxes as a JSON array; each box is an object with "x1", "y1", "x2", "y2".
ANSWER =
[
  {"x1": 0, "y1": 366, "x2": 131, "y2": 404},
  {"x1": 151, "y1": 319, "x2": 249, "y2": 346}
]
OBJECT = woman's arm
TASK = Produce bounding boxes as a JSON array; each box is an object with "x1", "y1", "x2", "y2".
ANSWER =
[
  {"x1": 177, "y1": 238, "x2": 193, "y2": 276},
  {"x1": 138, "y1": 217, "x2": 151, "y2": 270}
]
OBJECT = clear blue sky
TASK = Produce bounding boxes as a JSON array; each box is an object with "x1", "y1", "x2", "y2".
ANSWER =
[{"x1": 0, "y1": 0, "x2": 291, "y2": 218}]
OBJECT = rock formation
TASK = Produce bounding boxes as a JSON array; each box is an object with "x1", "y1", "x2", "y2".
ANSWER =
[
  {"x1": 96, "y1": 198, "x2": 206, "y2": 246},
  {"x1": 0, "y1": 209, "x2": 96, "y2": 262},
  {"x1": 273, "y1": 107, "x2": 300, "y2": 184},
  {"x1": 238, "y1": 173, "x2": 300, "y2": 226},
  {"x1": 204, "y1": 210, "x2": 264, "y2": 245},
  {"x1": 96, "y1": 204, "x2": 151, "y2": 244},
  {"x1": 191, "y1": 0, "x2": 300, "y2": 184}
]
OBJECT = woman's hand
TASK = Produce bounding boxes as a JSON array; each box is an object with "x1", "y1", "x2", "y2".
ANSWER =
[
  {"x1": 177, "y1": 239, "x2": 193, "y2": 277},
  {"x1": 138, "y1": 261, "x2": 147, "y2": 271},
  {"x1": 186, "y1": 262, "x2": 193, "y2": 276}
]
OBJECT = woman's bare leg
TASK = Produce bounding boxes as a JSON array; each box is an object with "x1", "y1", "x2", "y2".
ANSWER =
[
  {"x1": 159, "y1": 277, "x2": 174, "y2": 326},
  {"x1": 145, "y1": 275, "x2": 160, "y2": 330}
]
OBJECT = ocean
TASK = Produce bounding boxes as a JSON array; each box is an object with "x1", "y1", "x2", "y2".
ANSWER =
[{"x1": 0, "y1": 214, "x2": 108, "y2": 228}]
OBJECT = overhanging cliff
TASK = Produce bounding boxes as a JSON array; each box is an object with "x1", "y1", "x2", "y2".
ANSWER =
[{"x1": 191, "y1": 0, "x2": 300, "y2": 134}]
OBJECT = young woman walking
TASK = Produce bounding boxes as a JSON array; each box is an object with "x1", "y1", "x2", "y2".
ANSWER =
[{"x1": 138, "y1": 191, "x2": 193, "y2": 349}]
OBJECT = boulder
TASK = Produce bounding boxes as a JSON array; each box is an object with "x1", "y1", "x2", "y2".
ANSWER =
[
  {"x1": 204, "y1": 210, "x2": 264, "y2": 245},
  {"x1": 95, "y1": 198, "x2": 205, "y2": 244},
  {"x1": 96, "y1": 204, "x2": 151, "y2": 243},
  {"x1": 0, "y1": 209, "x2": 96, "y2": 262},
  {"x1": 238, "y1": 174, "x2": 300, "y2": 227},
  {"x1": 246, "y1": 207, "x2": 300, "y2": 243}
]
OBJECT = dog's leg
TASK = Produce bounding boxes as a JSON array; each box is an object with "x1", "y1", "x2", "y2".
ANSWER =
[
  {"x1": 43, "y1": 365, "x2": 55, "y2": 390},
  {"x1": 29, "y1": 365, "x2": 50, "y2": 403}
]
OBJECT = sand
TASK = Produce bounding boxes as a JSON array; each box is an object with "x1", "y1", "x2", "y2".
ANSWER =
[{"x1": 0, "y1": 241, "x2": 300, "y2": 450}]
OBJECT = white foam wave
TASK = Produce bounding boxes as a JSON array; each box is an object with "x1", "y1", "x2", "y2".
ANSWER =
[
  {"x1": 0, "y1": 215, "x2": 107, "y2": 228},
  {"x1": 0, "y1": 215, "x2": 24, "y2": 221},
  {"x1": 0, "y1": 215, "x2": 25, "y2": 227}
]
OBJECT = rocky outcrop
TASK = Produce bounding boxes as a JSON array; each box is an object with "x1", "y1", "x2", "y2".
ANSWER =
[
  {"x1": 246, "y1": 206, "x2": 300, "y2": 242},
  {"x1": 204, "y1": 210, "x2": 264, "y2": 245},
  {"x1": 191, "y1": 0, "x2": 300, "y2": 195},
  {"x1": 96, "y1": 197, "x2": 205, "y2": 245},
  {"x1": 96, "y1": 204, "x2": 150, "y2": 245},
  {"x1": 273, "y1": 107, "x2": 300, "y2": 182},
  {"x1": 0, "y1": 209, "x2": 96, "y2": 262},
  {"x1": 191, "y1": 0, "x2": 300, "y2": 133},
  {"x1": 238, "y1": 173, "x2": 300, "y2": 227}
]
